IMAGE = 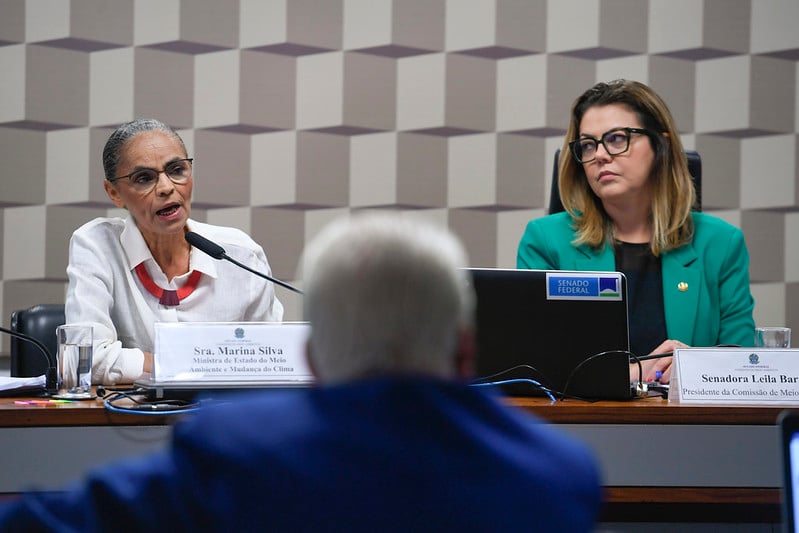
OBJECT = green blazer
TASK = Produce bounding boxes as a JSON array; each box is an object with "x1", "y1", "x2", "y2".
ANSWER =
[{"x1": 517, "y1": 212, "x2": 755, "y2": 348}]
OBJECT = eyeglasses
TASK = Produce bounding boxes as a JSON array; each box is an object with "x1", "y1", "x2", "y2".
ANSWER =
[
  {"x1": 108, "y1": 158, "x2": 194, "y2": 193},
  {"x1": 569, "y1": 128, "x2": 651, "y2": 163}
]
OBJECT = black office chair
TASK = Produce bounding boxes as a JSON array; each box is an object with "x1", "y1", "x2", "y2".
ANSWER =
[
  {"x1": 10, "y1": 304, "x2": 65, "y2": 377},
  {"x1": 548, "y1": 149, "x2": 702, "y2": 214}
]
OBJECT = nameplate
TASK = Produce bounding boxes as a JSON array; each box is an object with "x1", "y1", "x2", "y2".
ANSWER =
[
  {"x1": 670, "y1": 347, "x2": 799, "y2": 404},
  {"x1": 546, "y1": 272, "x2": 623, "y2": 301},
  {"x1": 153, "y1": 322, "x2": 312, "y2": 382}
]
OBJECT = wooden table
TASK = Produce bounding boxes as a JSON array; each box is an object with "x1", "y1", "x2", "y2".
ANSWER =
[
  {"x1": 509, "y1": 396, "x2": 787, "y2": 523},
  {"x1": 0, "y1": 391, "x2": 789, "y2": 524},
  {"x1": 0, "y1": 392, "x2": 175, "y2": 494}
]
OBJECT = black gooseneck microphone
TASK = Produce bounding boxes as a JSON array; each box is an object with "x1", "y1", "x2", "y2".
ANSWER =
[
  {"x1": 0, "y1": 326, "x2": 58, "y2": 395},
  {"x1": 185, "y1": 231, "x2": 303, "y2": 295}
]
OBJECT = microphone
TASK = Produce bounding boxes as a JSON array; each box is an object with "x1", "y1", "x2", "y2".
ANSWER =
[
  {"x1": 629, "y1": 344, "x2": 741, "y2": 363},
  {"x1": 185, "y1": 231, "x2": 303, "y2": 295},
  {"x1": 0, "y1": 326, "x2": 58, "y2": 395},
  {"x1": 629, "y1": 351, "x2": 673, "y2": 363}
]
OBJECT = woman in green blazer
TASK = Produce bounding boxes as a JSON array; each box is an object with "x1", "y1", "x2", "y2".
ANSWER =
[{"x1": 517, "y1": 80, "x2": 755, "y2": 384}]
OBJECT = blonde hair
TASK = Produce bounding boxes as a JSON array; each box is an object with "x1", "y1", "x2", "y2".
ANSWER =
[{"x1": 558, "y1": 79, "x2": 696, "y2": 255}]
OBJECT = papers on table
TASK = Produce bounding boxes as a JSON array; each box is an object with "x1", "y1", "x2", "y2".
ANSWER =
[{"x1": 0, "y1": 374, "x2": 45, "y2": 396}]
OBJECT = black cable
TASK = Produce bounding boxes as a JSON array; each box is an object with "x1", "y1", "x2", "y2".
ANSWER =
[
  {"x1": 561, "y1": 349, "x2": 636, "y2": 401},
  {"x1": 472, "y1": 364, "x2": 548, "y2": 384},
  {"x1": 100, "y1": 388, "x2": 200, "y2": 414},
  {"x1": 471, "y1": 378, "x2": 556, "y2": 402},
  {"x1": 0, "y1": 325, "x2": 58, "y2": 394}
]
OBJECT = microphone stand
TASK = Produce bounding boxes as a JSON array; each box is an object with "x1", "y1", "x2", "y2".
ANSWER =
[{"x1": 219, "y1": 253, "x2": 303, "y2": 295}]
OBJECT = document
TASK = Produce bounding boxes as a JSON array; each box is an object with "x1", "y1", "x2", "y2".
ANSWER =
[{"x1": 0, "y1": 374, "x2": 45, "y2": 396}]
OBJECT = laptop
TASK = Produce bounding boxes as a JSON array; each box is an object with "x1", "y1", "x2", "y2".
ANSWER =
[
  {"x1": 466, "y1": 268, "x2": 632, "y2": 400},
  {"x1": 780, "y1": 410, "x2": 799, "y2": 532}
]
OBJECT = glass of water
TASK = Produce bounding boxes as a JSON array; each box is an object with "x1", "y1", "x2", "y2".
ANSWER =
[
  {"x1": 55, "y1": 324, "x2": 93, "y2": 399},
  {"x1": 755, "y1": 326, "x2": 791, "y2": 349}
]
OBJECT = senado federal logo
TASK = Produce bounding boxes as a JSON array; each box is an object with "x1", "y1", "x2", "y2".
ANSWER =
[{"x1": 546, "y1": 272, "x2": 623, "y2": 301}]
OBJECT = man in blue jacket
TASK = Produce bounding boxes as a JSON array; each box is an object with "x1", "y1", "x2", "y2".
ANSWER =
[{"x1": 0, "y1": 213, "x2": 602, "y2": 532}]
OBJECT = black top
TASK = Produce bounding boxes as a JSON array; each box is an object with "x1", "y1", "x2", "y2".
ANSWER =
[{"x1": 614, "y1": 241, "x2": 667, "y2": 357}]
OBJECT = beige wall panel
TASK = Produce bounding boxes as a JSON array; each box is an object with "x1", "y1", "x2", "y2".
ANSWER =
[
  {"x1": 194, "y1": 50, "x2": 240, "y2": 128},
  {"x1": 0, "y1": 0, "x2": 25, "y2": 42},
  {"x1": 546, "y1": 0, "x2": 600, "y2": 53},
  {"x1": 287, "y1": 0, "x2": 343, "y2": 50},
  {"x1": 448, "y1": 133, "x2": 496, "y2": 207},
  {"x1": 342, "y1": 0, "x2": 391, "y2": 50},
  {"x1": 3, "y1": 206, "x2": 46, "y2": 280},
  {"x1": 133, "y1": 0, "x2": 180, "y2": 46},
  {"x1": 695, "y1": 56, "x2": 751, "y2": 133},
  {"x1": 239, "y1": 0, "x2": 286, "y2": 48},
  {"x1": 448, "y1": 208, "x2": 498, "y2": 268},
  {"x1": 250, "y1": 131, "x2": 297, "y2": 207},
  {"x1": 752, "y1": 282, "x2": 787, "y2": 331},
  {"x1": 295, "y1": 52, "x2": 343, "y2": 129},
  {"x1": 702, "y1": 0, "x2": 751, "y2": 54},
  {"x1": 45, "y1": 127, "x2": 90, "y2": 205},
  {"x1": 193, "y1": 129, "x2": 252, "y2": 206},
  {"x1": 740, "y1": 134, "x2": 795, "y2": 210},
  {"x1": 496, "y1": 55, "x2": 547, "y2": 132},
  {"x1": 26, "y1": 45, "x2": 88, "y2": 125},
  {"x1": 396, "y1": 132, "x2": 447, "y2": 207},
  {"x1": 343, "y1": 52, "x2": 396, "y2": 130},
  {"x1": 496, "y1": 0, "x2": 546, "y2": 52},
  {"x1": 496, "y1": 133, "x2": 543, "y2": 209},
  {"x1": 71, "y1": 0, "x2": 134, "y2": 45},
  {"x1": 295, "y1": 131, "x2": 349, "y2": 206},
  {"x1": 396, "y1": 54, "x2": 446, "y2": 130},
  {"x1": 0, "y1": 45, "x2": 25, "y2": 122},
  {"x1": 350, "y1": 132, "x2": 397, "y2": 207},
  {"x1": 743, "y1": 210, "x2": 786, "y2": 283},
  {"x1": 89, "y1": 48, "x2": 134, "y2": 126},
  {"x1": 750, "y1": 0, "x2": 799, "y2": 54},
  {"x1": 0, "y1": 127, "x2": 47, "y2": 205},
  {"x1": 25, "y1": 0, "x2": 70, "y2": 43},
  {"x1": 444, "y1": 0, "x2": 495, "y2": 51},
  {"x1": 240, "y1": 51, "x2": 296, "y2": 129},
  {"x1": 786, "y1": 212, "x2": 799, "y2": 283},
  {"x1": 750, "y1": 56, "x2": 796, "y2": 133},
  {"x1": 445, "y1": 54, "x2": 496, "y2": 131},
  {"x1": 648, "y1": 0, "x2": 703, "y2": 54},
  {"x1": 600, "y1": 0, "x2": 648, "y2": 53},
  {"x1": 134, "y1": 47, "x2": 194, "y2": 128},
  {"x1": 180, "y1": 0, "x2": 239, "y2": 49},
  {"x1": 392, "y1": 0, "x2": 445, "y2": 51}
]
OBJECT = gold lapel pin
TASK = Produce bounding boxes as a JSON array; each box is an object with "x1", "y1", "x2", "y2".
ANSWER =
[{"x1": 678, "y1": 282, "x2": 689, "y2": 292}]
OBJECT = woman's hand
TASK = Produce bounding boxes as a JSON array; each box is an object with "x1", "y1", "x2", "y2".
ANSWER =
[
  {"x1": 142, "y1": 351, "x2": 153, "y2": 374},
  {"x1": 629, "y1": 339, "x2": 689, "y2": 384}
]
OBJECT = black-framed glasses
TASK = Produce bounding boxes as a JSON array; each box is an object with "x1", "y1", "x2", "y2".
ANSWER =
[
  {"x1": 108, "y1": 158, "x2": 194, "y2": 193},
  {"x1": 569, "y1": 128, "x2": 651, "y2": 163}
]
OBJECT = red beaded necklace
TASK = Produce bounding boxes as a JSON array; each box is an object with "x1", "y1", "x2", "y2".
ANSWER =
[{"x1": 134, "y1": 263, "x2": 202, "y2": 306}]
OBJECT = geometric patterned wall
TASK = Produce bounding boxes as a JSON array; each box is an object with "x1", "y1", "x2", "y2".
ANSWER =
[{"x1": 1, "y1": 0, "x2": 798, "y2": 357}]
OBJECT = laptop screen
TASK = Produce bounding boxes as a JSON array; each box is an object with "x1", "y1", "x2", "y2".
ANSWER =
[
  {"x1": 780, "y1": 410, "x2": 799, "y2": 532},
  {"x1": 466, "y1": 268, "x2": 632, "y2": 400}
]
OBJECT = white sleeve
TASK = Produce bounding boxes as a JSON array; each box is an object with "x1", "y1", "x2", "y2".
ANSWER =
[
  {"x1": 65, "y1": 228, "x2": 145, "y2": 385},
  {"x1": 244, "y1": 244, "x2": 284, "y2": 322}
]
